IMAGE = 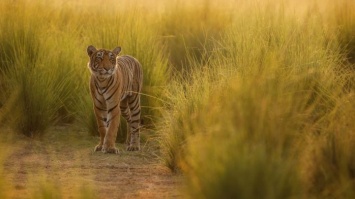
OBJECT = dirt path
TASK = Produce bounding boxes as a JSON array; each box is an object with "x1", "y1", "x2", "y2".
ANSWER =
[{"x1": 2, "y1": 128, "x2": 182, "y2": 198}]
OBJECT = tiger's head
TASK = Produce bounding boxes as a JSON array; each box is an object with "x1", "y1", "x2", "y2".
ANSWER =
[{"x1": 87, "y1": 45, "x2": 121, "y2": 78}]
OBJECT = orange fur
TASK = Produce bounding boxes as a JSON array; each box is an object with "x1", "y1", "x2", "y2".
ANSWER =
[{"x1": 87, "y1": 45, "x2": 143, "y2": 153}]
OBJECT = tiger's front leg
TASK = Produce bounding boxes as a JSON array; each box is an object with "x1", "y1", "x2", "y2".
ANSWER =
[
  {"x1": 102, "y1": 107, "x2": 120, "y2": 154},
  {"x1": 92, "y1": 93, "x2": 107, "y2": 153},
  {"x1": 93, "y1": 108, "x2": 107, "y2": 152}
]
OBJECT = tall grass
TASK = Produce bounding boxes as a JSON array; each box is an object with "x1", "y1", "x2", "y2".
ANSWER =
[
  {"x1": 0, "y1": 0, "x2": 169, "y2": 138},
  {"x1": 0, "y1": 1, "x2": 63, "y2": 136},
  {"x1": 160, "y1": 0, "x2": 234, "y2": 72},
  {"x1": 324, "y1": 0, "x2": 355, "y2": 94},
  {"x1": 158, "y1": 1, "x2": 355, "y2": 198},
  {"x1": 326, "y1": 0, "x2": 355, "y2": 65},
  {"x1": 1, "y1": 0, "x2": 355, "y2": 198}
]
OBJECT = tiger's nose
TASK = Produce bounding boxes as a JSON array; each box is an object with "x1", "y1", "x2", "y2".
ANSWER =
[{"x1": 103, "y1": 66, "x2": 111, "y2": 71}]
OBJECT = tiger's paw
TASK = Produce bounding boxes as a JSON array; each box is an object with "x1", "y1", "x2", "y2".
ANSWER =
[
  {"x1": 94, "y1": 145, "x2": 103, "y2": 152},
  {"x1": 102, "y1": 146, "x2": 119, "y2": 154},
  {"x1": 126, "y1": 144, "x2": 140, "y2": 151}
]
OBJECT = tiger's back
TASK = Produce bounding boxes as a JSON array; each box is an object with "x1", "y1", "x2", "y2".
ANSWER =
[{"x1": 116, "y1": 55, "x2": 143, "y2": 101}]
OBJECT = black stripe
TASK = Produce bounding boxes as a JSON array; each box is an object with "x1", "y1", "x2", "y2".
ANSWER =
[
  {"x1": 108, "y1": 77, "x2": 120, "y2": 91},
  {"x1": 106, "y1": 84, "x2": 119, "y2": 101},
  {"x1": 96, "y1": 76, "x2": 105, "y2": 82},
  {"x1": 94, "y1": 82, "x2": 101, "y2": 94},
  {"x1": 129, "y1": 93, "x2": 139, "y2": 103},
  {"x1": 101, "y1": 85, "x2": 110, "y2": 94},
  {"x1": 120, "y1": 104, "x2": 128, "y2": 110},
  {"x1": 108, "y1": 104, "x2": 119, "y2": 113},
  {"x1": 131, "y1": 109, "x2": 141, "y2": 118},
  {"x1": 106, "y1": 76, "x2": 114, "y2": 88},
  {"x1": 121, "y1": 114, "x2": 129, "y2": 119},
  {"x1": 102, "y1": 76, "x2": 115, "y2": 94},
  {"x1": 130, "y1": 98, "x2": 140, "y2": 110},
  {"x1": 94, "y1": 104, "x2": 106, "y2": 111},
  {"x1": 123, "y1": 107, "x2": 130, "y2": 112},
  {"x1": 94, "y1": 95, "x2": 104, "y2": 105},
  {"x1": 121, "y1": 108, "x2": 130, "y2": 115},
  {"x1": 99, "y1": 78, "x2": 113, "y2": 95},
  {"x1": 131, "y1": 119, "x2": 140, "y2": 124}
]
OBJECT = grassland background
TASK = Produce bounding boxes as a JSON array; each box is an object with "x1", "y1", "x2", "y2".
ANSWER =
[{"x1": 0, "y1": 0, "x2": 355, "y2": 198}]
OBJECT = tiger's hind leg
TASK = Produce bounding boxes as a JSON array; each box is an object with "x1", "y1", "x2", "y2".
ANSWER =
[
  {"x1": 126, "y1": 94, "x2": 141, "y2": 151},
  {"x1": 119, "y1": 99, "x2": 132, "y2": 147}
]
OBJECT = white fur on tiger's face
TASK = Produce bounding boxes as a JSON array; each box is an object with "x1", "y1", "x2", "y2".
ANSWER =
[{"x1": 87, "y1": 45, "x2": 121, "y2": 79}]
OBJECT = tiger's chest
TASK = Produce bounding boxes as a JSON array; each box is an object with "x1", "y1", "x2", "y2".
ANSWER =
[{"x1": 93, "y1": 74, "x2": 123, "y2": 102}]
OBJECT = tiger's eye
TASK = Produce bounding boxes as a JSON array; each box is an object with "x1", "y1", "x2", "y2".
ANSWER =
[{"x1": 96, "y1": 52, "x2": 103, "y2": 57}]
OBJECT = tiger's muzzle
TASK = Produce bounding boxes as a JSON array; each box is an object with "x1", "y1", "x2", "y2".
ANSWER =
[{"x1": 97, "y1": 68, "x2": 115, "y2": 77}]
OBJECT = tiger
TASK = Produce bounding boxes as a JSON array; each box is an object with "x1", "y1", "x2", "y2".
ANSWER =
[{"x1": 86, "y1": 45, "x2": 143, "y2": 154}]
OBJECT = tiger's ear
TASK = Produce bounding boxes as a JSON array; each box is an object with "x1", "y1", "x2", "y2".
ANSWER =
[
  {"x1": 112, "y1": 47, "x2": 121, "y2": 56},
  {"x1": 87, "y1": 45, "x2": 97, "y2": 57}
]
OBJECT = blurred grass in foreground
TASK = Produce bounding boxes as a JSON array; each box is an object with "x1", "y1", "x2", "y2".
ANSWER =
[{"x1": 158, "y1": 0, "x2": 355, "y2": 198}]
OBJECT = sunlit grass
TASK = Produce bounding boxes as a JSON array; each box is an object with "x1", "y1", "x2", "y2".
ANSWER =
[
  {"x1": 160, "y1": 0, "x2": 234, "y2": 72},
  {"x1": 0, "y1": 0, "x2": 355, "y2": 198},
  {"x1": 325, "y1": 0, "x2": 355, "y2": 65},
  {"x1": 158, "y1": 1, "x2": 355, "y2": 198},
  {"x1": 0, "y1": 0, "x2": 168, "y2": 138}
]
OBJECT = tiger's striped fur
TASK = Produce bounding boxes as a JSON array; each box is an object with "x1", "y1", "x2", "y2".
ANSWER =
[{"x1": 87, "y1": 45, "x2": 143, "y2": 153}]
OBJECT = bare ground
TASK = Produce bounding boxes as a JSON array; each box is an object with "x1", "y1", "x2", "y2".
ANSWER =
[{"x1": 1, "y1": 127, "x2": 182, "y2": 199}]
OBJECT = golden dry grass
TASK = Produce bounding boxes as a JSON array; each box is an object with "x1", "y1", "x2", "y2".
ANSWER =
[{"x1": 0, "y1": 0, "x2": 355, "y2": 198}]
